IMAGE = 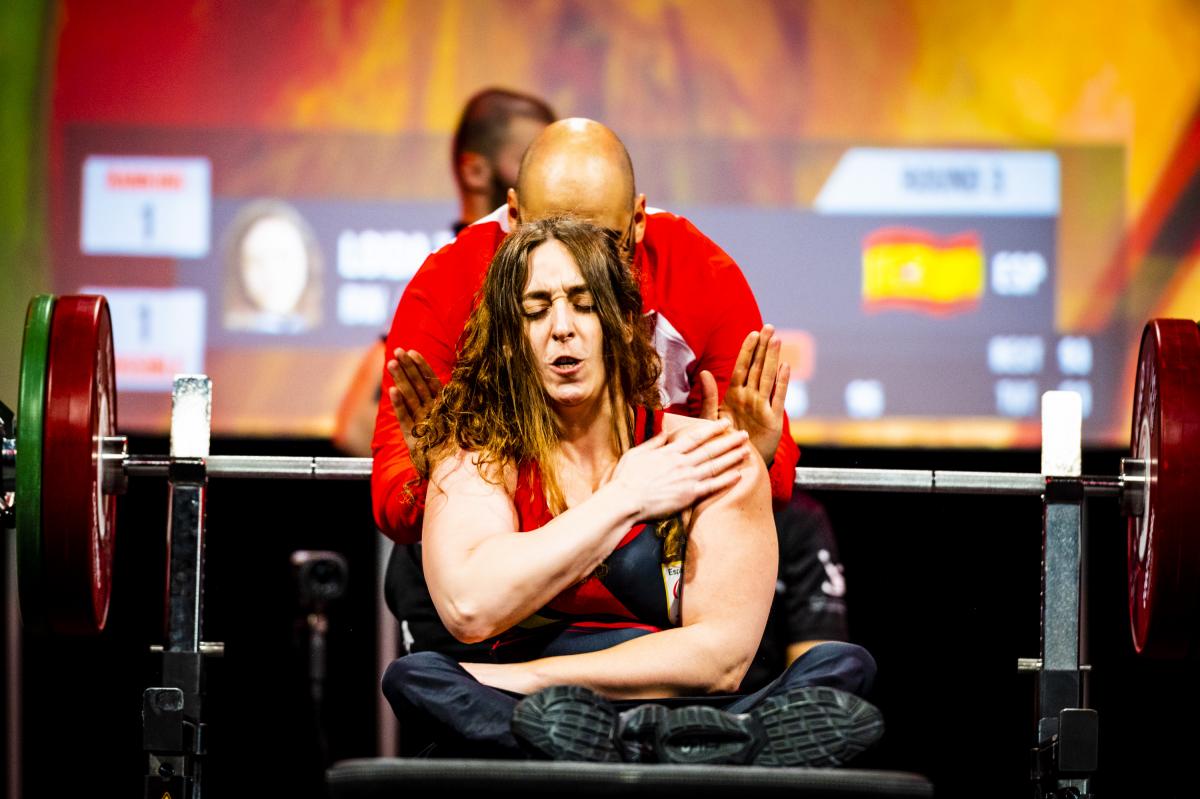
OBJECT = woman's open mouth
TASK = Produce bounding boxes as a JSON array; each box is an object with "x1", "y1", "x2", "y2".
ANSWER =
[{"x1": 549, "y1": 356, "x2": 583, "y2": 375}]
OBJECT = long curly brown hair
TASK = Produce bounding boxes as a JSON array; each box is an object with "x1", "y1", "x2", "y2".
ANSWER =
[{"x1": 414, "y1": 216, "x2": 663, "y2": 513}]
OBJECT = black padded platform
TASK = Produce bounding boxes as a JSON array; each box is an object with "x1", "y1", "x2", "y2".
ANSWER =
[{"x1": 326, "y1": 758, "x2": 934, "y2": 798}]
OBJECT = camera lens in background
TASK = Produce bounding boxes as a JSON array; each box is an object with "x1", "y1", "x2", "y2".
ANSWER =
[{"x1": 291, "y1": 549, "x2": 349, "y2": 609}]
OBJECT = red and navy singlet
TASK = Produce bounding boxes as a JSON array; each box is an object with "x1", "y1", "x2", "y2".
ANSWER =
[{"x1": 492, "y1": 408, "x2": 685, "y2": 662}]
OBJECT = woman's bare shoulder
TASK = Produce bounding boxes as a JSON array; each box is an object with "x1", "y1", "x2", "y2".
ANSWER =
[{"x1": 430, "y1": 447, "x2": 519, "y2": 495}]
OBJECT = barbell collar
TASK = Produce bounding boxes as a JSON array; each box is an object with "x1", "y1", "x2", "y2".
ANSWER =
[
  {"x1": 1, "y1": 428, "x2": 13, "y2": 527},
  {"x1": 1, "y1": 437, "x2": 14, "y2": 494},
  {"x1": 1119, "y1": 457, "x2": 1146, "y2": 517},
  {"x1": 101, "y1": 436, "x2": 128, "y2": 495}
]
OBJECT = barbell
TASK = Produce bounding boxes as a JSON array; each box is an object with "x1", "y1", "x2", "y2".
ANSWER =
[{"x1": 0, "y1": 295, "x2": 1194, "y2": 658}]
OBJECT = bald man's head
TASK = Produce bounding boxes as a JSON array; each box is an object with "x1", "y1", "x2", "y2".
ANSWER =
[{"x1": 510, "y1": 119, "x2": 644, "y2": 245}]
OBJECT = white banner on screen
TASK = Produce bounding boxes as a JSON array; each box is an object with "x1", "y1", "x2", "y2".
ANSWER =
[
  {"x1": 81, "y1": 155, "x2": 212, "y2": 258},
  {"x1": 814, "y1": 148, "x2": 1060, "y2": 217},
  {"x1": 82, "y1": 286, "x2": 206, "y2": 392}
]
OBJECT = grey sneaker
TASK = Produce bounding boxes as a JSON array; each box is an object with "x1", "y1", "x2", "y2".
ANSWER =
[
  {"x1": 510, "y1": 685, "x2": 621, "y2": 762},
  {"x1": 656, "y1": 686, "x2": 884, "y2": 767}
]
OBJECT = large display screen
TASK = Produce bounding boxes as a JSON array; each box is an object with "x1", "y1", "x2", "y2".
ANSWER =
[{"x1": 54, "y1": 125, "x2": 1124, "y2": 445}]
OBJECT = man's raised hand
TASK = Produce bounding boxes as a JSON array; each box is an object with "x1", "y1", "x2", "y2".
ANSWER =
[
  {"x1": 386, "y1": 348, "x2": 443, "y2": 470},
  {"x1": 699, "y1": 325, "x2": 790, "y2": 465}
]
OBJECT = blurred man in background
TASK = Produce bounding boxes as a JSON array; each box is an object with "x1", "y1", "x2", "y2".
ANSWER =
[{"x1": 448, "y1": 89, "x2": 557, "y2": 235}]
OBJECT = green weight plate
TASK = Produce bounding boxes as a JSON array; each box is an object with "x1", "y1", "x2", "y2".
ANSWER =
[{"x1": 16, "y1": 294, "x2": 55, "y2": 633}]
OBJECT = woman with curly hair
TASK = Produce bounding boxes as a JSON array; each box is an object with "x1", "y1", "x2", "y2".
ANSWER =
[{"x1": 382, "y1": 216, "x2": 881, "y2": 766}]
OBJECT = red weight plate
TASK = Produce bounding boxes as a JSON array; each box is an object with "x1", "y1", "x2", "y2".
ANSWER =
[
  {"x1": 42, "y1": 295, "x2": 117, "y2": 635},
  {"x1": 1128, "y1": 319, "x2": 1200, "y2": 657}
]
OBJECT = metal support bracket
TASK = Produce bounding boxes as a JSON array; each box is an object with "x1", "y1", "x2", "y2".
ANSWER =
[
  {"x1": 145, "y1": 375, "x2": 213, "y2": 799},
  {"x1": 1033, "y1": 392, "x2": 1094, "y2": 798}
]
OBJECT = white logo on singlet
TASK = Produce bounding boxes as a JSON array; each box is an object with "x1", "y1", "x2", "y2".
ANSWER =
[
  {"x1": 819, "y1": 549, "x2": 846, "y2": 597},
  {"x1": 663, "y1": 561, "x2": 684, "y2": 626},
  {"x1": 400, "y1": 620, "x2": 415, "y2": 655}
]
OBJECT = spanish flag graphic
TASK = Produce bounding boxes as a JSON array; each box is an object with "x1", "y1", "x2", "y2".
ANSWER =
[{"x1": 861, "y1": 228, "x2": 985, "y2": 316}]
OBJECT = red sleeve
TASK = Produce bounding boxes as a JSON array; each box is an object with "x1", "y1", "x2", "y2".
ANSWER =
[
  {"x1": 648, "y1": 215, "x2": 799, "y2": 506},
  {"x1": 369, "y1": 227, "x2": 499, "y2": 543},
  {"x1": 767, "y1": 416, "x2": 800, "y2": 509}
]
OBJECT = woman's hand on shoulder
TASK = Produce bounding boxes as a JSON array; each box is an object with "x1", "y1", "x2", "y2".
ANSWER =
[{"x1": 611, "y1": 416, "x2": 750, "y2": 519}]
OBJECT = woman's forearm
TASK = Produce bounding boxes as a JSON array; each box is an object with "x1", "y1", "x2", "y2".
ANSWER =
[{"x1": 465, "y1": 622, "x2": 757, "y2": 698}]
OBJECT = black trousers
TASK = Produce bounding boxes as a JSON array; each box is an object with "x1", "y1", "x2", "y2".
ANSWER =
[{"x1": 381, "y1": 641, "x2": 876, "y2": 758}]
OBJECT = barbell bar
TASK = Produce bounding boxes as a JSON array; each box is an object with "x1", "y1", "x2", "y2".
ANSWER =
[
  {"x1": 0, "y1": 295, "x2": 1193, "y2": 658},
  {"x1": 90, "y1": 442, "x2": 1141, "y2": 494},
  {"x1": 110, "y1": 448, "x2": 374, "y2": 482}
]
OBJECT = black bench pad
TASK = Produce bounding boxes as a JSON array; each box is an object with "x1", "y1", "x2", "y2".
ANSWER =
[{"x1": 327, "y1": 758, "x2": 934, "y2": 798}]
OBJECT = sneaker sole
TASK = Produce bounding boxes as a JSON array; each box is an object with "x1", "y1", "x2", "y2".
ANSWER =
[
  {"x1": 751, "y1": 686, "x2": 885, "y2": 767},
  {"x1": 510, "y1": 685, "x2": 621, "y2": 762},
  {"x1": 656, "y1": 686, "x2": 884, "y2": 767}
]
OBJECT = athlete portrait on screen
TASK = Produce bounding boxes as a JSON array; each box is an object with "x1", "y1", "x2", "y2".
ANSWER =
[{"x1": 221, "y1": 199, "x2": 324, "y2": 335}]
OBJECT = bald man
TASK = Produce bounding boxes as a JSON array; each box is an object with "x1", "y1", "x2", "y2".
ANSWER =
[{"x1": 372, "y1": 119, "x2": 800, "y2": 547}]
